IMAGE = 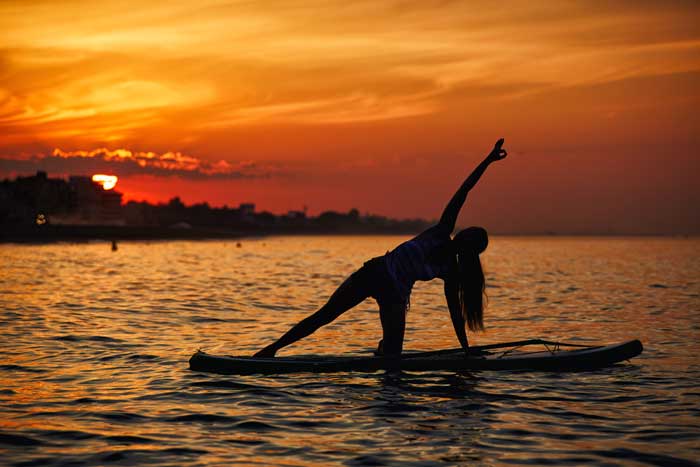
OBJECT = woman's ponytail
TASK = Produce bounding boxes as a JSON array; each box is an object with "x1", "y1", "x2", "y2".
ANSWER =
[{"x1": 457, "y1": 252, "x2": 486, "y2": 332}]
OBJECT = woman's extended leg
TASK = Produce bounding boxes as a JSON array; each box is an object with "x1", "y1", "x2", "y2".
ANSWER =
[{"x1": 254, "y1": 270, "x2": 371, "y2": 357}]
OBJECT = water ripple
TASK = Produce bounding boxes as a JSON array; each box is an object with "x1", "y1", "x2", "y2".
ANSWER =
[{"x1": 1, "y1": 237, "x2": 698, "y2": 467}]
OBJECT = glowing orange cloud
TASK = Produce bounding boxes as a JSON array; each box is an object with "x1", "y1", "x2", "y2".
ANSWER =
[
  {"x1": 30, "y1": 147, "x2": 273, "y2": 179},
  {"x1": 0, "y1": 147, "x2": 280, "y2": 187},
  {"x1": 92, "y1": 174, "x2": 117, "y2": 190},
  {"x1": 53, "y1": 148, "x2": 239, "y2": 175}
]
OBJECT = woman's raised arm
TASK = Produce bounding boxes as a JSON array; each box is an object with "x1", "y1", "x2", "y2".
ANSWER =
[{"x1": 438, "y1": 138, "x2": 507, "y2": 232}]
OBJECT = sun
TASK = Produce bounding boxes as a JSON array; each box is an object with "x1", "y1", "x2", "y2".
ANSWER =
[{"x1": 92, "y1": 174, "x2": 118, "y2": 190}]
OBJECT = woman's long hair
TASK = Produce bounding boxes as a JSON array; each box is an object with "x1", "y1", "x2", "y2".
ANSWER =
[
  {"x1": 452, "y1": 227, "x2": 488, "y2": 332},
  {"x1": 456, "y1": 251, "x2": 486, "y2": 332}
]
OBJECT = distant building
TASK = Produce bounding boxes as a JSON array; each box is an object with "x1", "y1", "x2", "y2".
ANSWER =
[
  {"x1": 0, "y1": 171, "x2": 73, "y2": 225},
  {"x1": 283, "y1": 210, "x2": 307, "y2": 225},
  {"x1": 239, "y1": 203, "x2": 255, "y2": 215},
  {"x1": 67, "y1": 176, "x2": 124, "y2": 224},
  {"x1": 237, "y1": 203, "x2": 255, "y2": 222}
]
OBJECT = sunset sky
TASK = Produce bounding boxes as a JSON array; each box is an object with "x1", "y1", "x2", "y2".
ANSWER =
[{"x1": 1, "y1": 0, "x2": 698, "y2": 234}]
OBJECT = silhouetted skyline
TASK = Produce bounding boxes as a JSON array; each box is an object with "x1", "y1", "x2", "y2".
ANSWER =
[{"x1": 0, "y1": 171, "x2": 433, "y2": 241}]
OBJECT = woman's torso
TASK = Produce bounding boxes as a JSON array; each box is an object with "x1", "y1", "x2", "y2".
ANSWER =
[{"x1": 383, "y1": 224, "x2": 452, "y2": 300}]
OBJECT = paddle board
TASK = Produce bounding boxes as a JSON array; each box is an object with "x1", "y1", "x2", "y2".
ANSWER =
[{"x1": 189, "y1": 339, "x2": 643, "y2": 375}]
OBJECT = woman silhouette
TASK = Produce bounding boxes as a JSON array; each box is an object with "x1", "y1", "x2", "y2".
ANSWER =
[{"x1": 255, "y1": 139, "x2": 508, "y2": 357}]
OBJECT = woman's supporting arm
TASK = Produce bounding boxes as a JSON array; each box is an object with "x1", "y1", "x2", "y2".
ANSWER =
[
  {"x1": 439, "y1": 138, "x2": 507, "y2": 232},
  {"x1": 445, "y1": 279, "x2": 469, "y2": 354}
]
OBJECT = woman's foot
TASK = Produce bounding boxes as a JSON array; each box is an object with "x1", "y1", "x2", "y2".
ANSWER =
[
  {"x1": 254, "y1": 345, "x2": 277, "y2": 358},
  {"x1": 374, "y1": 339, "x2": 384, "y2": 356}
]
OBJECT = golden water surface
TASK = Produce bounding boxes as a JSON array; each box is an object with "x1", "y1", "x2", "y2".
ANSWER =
[{"x1": 1, "y1": 236, "x2": 699, "y2": 466}]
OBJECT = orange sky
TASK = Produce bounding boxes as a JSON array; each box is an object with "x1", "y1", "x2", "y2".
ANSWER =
[{"x1": 1, "y1": 0, "x2": 698, "y2": 233}]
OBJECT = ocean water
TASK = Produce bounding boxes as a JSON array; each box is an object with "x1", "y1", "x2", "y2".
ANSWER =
[{"x1": 0, "y1": 236, "x2": 699, "y2": 467}]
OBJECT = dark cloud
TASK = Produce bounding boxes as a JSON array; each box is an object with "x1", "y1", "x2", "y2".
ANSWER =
[{"x1": 0, "y1": 148, "x2": 276, "y2": 180}]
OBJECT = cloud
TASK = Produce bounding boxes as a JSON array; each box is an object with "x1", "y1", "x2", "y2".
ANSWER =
[
  {"x1": 203, "y1": 91, "x2": 438, "y2": 127},
  {"x1": 0, "y1": 148, "x2": 276, "y2": 180},
  {"x1": 0, "y1": 0, "x2": 698, "y2": 153}
]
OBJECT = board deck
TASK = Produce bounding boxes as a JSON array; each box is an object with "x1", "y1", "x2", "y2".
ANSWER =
[{"x1": 189, "y1": 339, "x2": 643, "y2": 375}]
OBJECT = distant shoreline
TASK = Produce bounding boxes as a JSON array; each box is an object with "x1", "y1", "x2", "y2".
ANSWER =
[
  {"x1": 0, "y1": 224, "x2": 425, "y2": 244},
  {"x1": 0, "y1": 224, "x2": 695, "y2": 244}
]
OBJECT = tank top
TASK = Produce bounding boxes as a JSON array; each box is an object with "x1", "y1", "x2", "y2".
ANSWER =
[{"x1": 383, "y1": 224, "x2": 451, "y2": 300}]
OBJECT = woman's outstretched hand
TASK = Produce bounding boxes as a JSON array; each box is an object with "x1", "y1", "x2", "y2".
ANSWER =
[{"x1": 487, "y1": 138, "x2": 507, "y2": 162}]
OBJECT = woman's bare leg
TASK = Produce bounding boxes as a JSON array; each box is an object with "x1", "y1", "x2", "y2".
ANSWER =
[
  {"x1": 378, "y1": 302, "x2": 406, "y2": 357},
  {"x1": 254, "y1": 272, "x2": 370, "y2": 357}
]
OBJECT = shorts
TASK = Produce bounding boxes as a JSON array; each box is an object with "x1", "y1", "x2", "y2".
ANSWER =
[{"x1": 355, "y1": 255, "x2": 407, "y2": 310}]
